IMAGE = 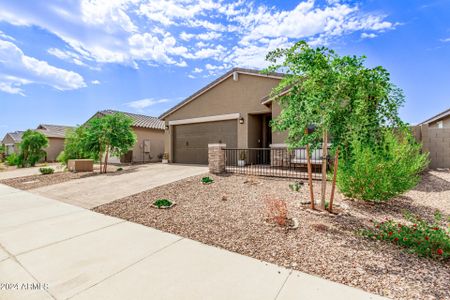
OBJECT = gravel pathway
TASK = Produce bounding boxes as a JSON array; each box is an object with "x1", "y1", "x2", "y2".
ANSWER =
[{"x1": 94, "y1": 171, "x2": 450, "y2": 300}]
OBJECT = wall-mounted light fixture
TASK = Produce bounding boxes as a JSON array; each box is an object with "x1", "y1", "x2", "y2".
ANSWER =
[
  {"x1": 165, "y1": 125, "x2": 169, "y2": 130},
  {"x1": 239, "y1": 117, "x2": 244, "y2": 124}
]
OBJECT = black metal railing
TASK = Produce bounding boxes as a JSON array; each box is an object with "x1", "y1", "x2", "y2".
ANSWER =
[{"x1": 224, "y1": 147, "x2": 329, "y2": 180}]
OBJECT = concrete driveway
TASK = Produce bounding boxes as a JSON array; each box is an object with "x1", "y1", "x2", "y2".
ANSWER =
[
  {"x1": 30, "y1": 163, "x2": 208, "y2": 208},
  {"x1": 0, "y1": 184, "x2": 387, "y2": 300}
]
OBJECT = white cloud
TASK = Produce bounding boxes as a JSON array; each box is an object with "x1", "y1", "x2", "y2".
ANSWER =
[
  {"x1": 0, "y1": 30, "x2": 15, "y2": 41},
  {"x1": 361, "y1": 32, "x2": 377, "y2": 39},
  {"x1": 0, "y1": 40, "x2": 86, "y2": 95},
  {"x1": 0, "y1": 0, "x2": 398, "y2": 74},
  {"x1": 91, "y1": 80, "x2": 101, "y2": 84},
  {"x1": 180, "y1": 31, "x2": 221, "y2": 41},
  {"x1": 126, "y1": 98, "x2": 169, "y2": 111},
  {"x1": 193, "y1": 67, "x2": 202, "y2": 73},
  {"x1": 440, "y1": 37, "x2": 450, "y2": 43}
]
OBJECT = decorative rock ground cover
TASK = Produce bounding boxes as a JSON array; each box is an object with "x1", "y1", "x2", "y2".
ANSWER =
[{"x1": 94, "y1": 170, "x2": 450, "y2": 300}]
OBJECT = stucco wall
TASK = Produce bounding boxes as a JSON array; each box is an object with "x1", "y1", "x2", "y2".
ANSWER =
[
  {"x1": 45, "y1": 137, "x2": 65, "y2": 162},
  {"x1": 1, "y1": 135, "x2": 19, "y2": 155},
  {"x1": 163, "y1": 73, "x2": 280, "y2": 160},
  {"x1": 270, "y1": 102, "x2": 289, "y2": 145},
  {"x1": 131, "y1": 127, "x2": 164, "y2": 163}
]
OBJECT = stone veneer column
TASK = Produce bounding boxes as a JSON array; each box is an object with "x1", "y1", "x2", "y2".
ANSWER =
[{"x1": 208, "y1": 144, "x2": 226, "y2": 174}]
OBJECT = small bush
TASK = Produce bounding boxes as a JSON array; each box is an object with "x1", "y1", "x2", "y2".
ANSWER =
[
  {"x1": 6, "y1": 153, "x2": 19, "y2": 166},
  {"x1": 361, "y1": 211, "x2": 449, "y2": 260},
  {"x1": 337, "y1": 130, "x2": 428, "y2": 202},
  {"x1": 153, "y1": 199, "x2": 173, "y2": 208},
  {"x1": 116, "y1": 167, "x2": 123, "y2": 172},
  {"x1": 265, "y1": 198, "x2": 288, "y2": 226},
  {"x1": 201, "y1": 176, "x2": 214, "y2": 184},
  {"x1": 39, "y1": 167, "x2": 54, "y2": 175},
  {"x1": 289, "y1": 181, "x2": 303, "y2": 192}
]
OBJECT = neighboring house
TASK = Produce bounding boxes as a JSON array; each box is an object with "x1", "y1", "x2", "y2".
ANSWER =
[
  {"x1": 35, "y1": 124, "x2": 75, "y2": 162},
  {"x1": 90, "y1": 110, "x2": 165, "y2": 163},
  {"x1": 419, "y1": 107, "x2": 450, "y2": 128},
  {"x1": 1, "y1": 131, "x2": 24, "y2": 156},
  {"x1": 159, "y1": 68, "x2": 286, "y2": 164},
  {"x1": 413, "y1": 107, "x2": 450, "y2": 169}
]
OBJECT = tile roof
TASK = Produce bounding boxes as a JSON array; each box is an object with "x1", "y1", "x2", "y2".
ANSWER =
[
  {"x1": 36, "y1": 124, "x2": 75, "y2": 138},
  {"x1": 2, "y1": 131, "x2": 24, "y2": 143},
  {"x1": 98, "y1": 110, "x2": 165, "y2": 130},
  {"x1": 159, "y1": 67, "x2": 285, "y2": 119}
]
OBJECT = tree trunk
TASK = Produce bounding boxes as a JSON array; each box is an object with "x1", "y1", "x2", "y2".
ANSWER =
[
  {"x1": 329, "y1": 147, "x2": 339, "y2": 212},
  {"x1": 321, "y1": 129, "x2": 328, "y2": 209},
  {"x1": 99, "y1": 150, "x2": 103, "y2": 174},
  {"x1": 103, "y1": 147, "x2": 109, "y2": 173},
  {"x1": 306, "y1": 143, "x2": 315, "y2": 209}
]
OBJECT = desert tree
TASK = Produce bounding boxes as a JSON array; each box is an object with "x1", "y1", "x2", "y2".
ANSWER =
[{"x1": 264, "y1": 41, "x2": 405, "y2": 211}]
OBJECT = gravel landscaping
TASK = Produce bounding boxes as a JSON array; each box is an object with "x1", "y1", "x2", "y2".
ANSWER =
[
  {"x1": 0, "y1": 171, "x2": 98, "y2": 190},
  {"x1": 94, "y1": 170, "x2": 450, "y2": 300}
]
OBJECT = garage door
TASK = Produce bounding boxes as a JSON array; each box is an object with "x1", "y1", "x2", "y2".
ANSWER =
[{"x1": 173, "y1": 120, "x2": 237, "y2": 164}]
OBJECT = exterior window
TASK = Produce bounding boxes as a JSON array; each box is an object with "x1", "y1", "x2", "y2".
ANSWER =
[{"x1": 437, "y1": 121, "x2": 443, "y2": 128}]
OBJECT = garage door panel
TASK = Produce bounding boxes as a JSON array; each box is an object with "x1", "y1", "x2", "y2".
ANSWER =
[{"x1": 173, "y1": 120, "x2": 237, "y2": 164}]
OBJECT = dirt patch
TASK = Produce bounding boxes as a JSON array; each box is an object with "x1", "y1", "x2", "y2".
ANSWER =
[
  {"x1": 94, "y1": 172, "x2": 450, "y2": 300},
  {"x1": 0, "y1": 171, "x2": 98, "y2": 190}
]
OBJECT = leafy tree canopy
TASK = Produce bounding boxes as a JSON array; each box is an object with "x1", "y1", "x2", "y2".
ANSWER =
[
  {"x1": 264, "y1": 41, "x2": 405, "y2": 158},
  {"x1": 19, "y1": 130, "x2": 48, "y2": 167}
]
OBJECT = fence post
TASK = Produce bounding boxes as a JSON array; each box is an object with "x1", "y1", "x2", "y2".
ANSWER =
[{"x1": 208, "y1": 144, "x2": 226, "y2": 174}]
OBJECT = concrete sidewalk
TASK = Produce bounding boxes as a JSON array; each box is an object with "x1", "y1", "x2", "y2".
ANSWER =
[{"x1": 0, "y1": 184, "x2": 388, "y2": 300}]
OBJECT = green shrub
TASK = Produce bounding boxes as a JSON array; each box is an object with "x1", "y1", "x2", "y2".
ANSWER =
[
  {"x1": 56, "y1": 151, "x2": 66, "y2": 165},
  {"x1": 18, "y1": 130, "x2": 48, "y2": 167},
  {"x1": 361, "y1": 211, "x2": 449, "y2": 260},
  {"x1": 116, "y1": 167, "x2": 123, "y2": 172},
  {"x1": 337, "y1": 130, "x2": 428, "y2": 202},
  {"x1": 201, "y1": 176, "x2": 214, "y2": 184},
  {"x1": 6, "y1": 153, "x2": 19, "y2": 166},
  {"x1": 39, "y1": 167, "x2": 54, "y2": 175},
  {"x1": 289, "y1": 181, "x2": 303, "y2": 192},
  {"x1": 153, "y1": 199, "x2": 173, "y2": 208}
]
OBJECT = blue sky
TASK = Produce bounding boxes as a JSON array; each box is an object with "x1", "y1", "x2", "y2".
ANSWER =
[{"x1": 0, "y1": 0, "x2": 449, "y2": 137}]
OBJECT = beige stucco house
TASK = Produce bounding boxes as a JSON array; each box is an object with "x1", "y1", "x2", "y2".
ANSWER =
[
  {"x1": 1, "y1": 131, "x2": 24, "y2": 156},
  {"x1": 419, "y1": 107, "x2": 450, "y2": 128},
  {"x1": 91, "y1": 110, "x2": 165, "y2": 163},
  {"x1": 160, "y1": 68, "x2": 287, "y2": 164},
  {"x1": 2, "y1": 125, "x2": 73, "y2": 162},
  {"x1": 35, "y1": 124, "x2": 74, "y2": 162}
]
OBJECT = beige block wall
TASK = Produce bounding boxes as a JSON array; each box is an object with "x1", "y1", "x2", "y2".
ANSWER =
[
  {"x1": 45, "y1": 137, "x2": 65, "y2": 162},
  {"x1": 163, "y1": 73, "x2": 280, "y2": 161},
  {"x1": 413, "y1": 124, "x2": 450, "y2": 169},
  {"x1": 131, "y1": 127, "x2": 164, "y2": 163}
]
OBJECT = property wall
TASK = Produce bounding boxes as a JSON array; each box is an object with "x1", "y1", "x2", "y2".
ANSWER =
[
  {"x1": 45, "y1": 137, "x2": 65, "y2": 162},
  {"x1": 163, "y1": 73, "x2": 280, "y2": 160},
  {"x1": 429, "y1": 115, "x2": 450, "y2": 128},
  {"x1": 412, "y1": 124, "x2": 450, "y2": 169},
  {"x1": 131, "y1": 127, "x2": 164, "y2": 163}
]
